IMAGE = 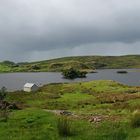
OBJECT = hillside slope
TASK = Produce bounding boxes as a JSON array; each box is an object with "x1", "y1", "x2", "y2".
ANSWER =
[
  {"x1": 0, "y1": 55, "x2": 140, "y2": 72},
  {"x1": 1, "y1": 80, "x2": 140, "y2": 140}
]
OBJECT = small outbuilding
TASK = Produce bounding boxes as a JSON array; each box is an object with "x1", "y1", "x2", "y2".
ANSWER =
[{"x1": 23, "y1": 83, "x2": 39, "y2": 92}]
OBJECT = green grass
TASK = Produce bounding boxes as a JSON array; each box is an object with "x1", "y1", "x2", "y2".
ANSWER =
[
  {"x1": 0, "y1": 55, "x2": 140, "y2": 72},
  {"x1": 1, "y1": 80, "x2": 140, "y2": 139},
  {"x1": 0, "y1": 64, "x2": 11, "y2": 72},
  {"x1": 0, "y1": 109, "x2": 140, "y2": 140},
  {"x1": 0, "y1": 108, "x2": 140, "y2": 140},
  {"x1": 131, "y1": 111, "x2": 140, "y2": 128}
]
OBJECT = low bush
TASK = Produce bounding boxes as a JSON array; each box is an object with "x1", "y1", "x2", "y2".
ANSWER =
[
  {"x1": 62, "y1": 68, "x2": 87, "y2": 79},
  {"x1": 57, "y1": 116, "x2": 73, "y2": 137},
  {"x1": 0, "y1": 87, "x2": 7, "y2": 101},
  {"x1": 31, "y1": 65, "x2": 40, "y2": 70}
]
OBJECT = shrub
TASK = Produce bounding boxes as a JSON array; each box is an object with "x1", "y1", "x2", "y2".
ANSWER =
[
  {"x1": 31, "y1": 65, "x2": 40, "y2": 70},
  {"x1": 131, "y1": 111, "x2": 140, "y2": 128},
  {"x1": 62, "y1": 68, "x2": 87, "y2": 79},
  {"x1": 0, "y1": 87, "x2": 7, "y2": 101},
  {"x1": 57, "y1": 116, "x2": 73, "y2": 137}
]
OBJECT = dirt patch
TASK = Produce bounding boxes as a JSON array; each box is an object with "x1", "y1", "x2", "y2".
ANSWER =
[
  {"x1": 87, "y1": 115, "x2": 122, "y2": 123},
  {"x1": 44, "y1": 109, "x2": 79, "y2": 118}
]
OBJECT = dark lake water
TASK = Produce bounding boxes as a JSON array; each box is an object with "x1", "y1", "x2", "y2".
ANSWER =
[{"x1": 0, "y1": 69, "x2": 140, "y2": 91}]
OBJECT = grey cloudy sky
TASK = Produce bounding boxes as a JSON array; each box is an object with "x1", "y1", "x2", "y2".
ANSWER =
[{"x1": 0, "y1": 0, "x2": 140, "y2": 62}]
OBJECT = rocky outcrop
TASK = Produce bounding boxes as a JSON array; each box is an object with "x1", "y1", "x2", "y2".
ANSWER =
[{"x1": 0, "y1": 101, "x2": 19, "y2": 110}]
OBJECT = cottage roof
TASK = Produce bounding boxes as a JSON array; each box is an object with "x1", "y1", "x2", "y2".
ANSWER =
[{"x1": 24, "y1": 83, "x2": 37, "y2": 88}]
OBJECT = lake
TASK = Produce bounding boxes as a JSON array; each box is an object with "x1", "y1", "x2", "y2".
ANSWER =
[{"x1": 0, "y1": 69, "x2": 140, "y2": 91}]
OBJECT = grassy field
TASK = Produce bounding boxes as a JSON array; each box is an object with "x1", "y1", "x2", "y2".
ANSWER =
[
  {"x1": 0, "y1": 80, "x2": 140, "y2": 140},
  {"x1": 0, "y1": 55, "x2": 140, "y2": 72}
]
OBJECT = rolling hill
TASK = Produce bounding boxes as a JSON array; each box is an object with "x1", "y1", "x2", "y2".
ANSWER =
[{"x1": 0, "y1": 55, "x2": 140, "y2": 72}]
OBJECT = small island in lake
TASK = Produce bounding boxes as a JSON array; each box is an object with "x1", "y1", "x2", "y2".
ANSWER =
[
  {"x1": 117, "y1": 70, "x2": 128, "y2": 74},
  {"x1": 62, "y1": 68, "x2": 87, "y2": 79}
]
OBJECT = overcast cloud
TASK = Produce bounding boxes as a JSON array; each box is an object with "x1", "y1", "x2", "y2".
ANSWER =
[{"x1": 0, "y1": 0, "x2": 140, "y2": 62}]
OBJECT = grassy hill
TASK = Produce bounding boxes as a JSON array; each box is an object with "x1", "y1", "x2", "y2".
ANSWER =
[
  {"x1": 0, "y1": 55, "x2": 140, "y2": 72},
  {"x1": 0, "y1": 80, "x2": 140, "y2": 139}
]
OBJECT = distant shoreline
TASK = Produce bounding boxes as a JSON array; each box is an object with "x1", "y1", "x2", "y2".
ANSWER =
[{"x1": 0, "y1": 55, "x2": 140, "y2": 73}]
